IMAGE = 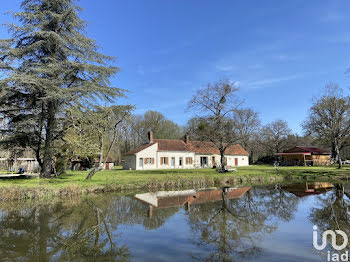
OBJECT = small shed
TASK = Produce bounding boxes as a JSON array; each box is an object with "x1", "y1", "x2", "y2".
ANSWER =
[
  {"x1": 0, "y1": 157, "x2": 39, "y2": 173},
  {"x1": 276, "y1": 146, "x2": 330, "y2": 166},
  {"x1": 94, "y1": 157, "x2": 115, "y2": 170}
]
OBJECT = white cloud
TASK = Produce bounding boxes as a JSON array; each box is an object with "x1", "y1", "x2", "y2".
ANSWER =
[
  {"x1": 215, "y1": 64, "x2": 235, "y2": 72},
  {"x1": 245, "y1": 74, "x2": 303, "y2": 89},
  {"x1": 273, "y1": 54, "x2": 301, "y2": 62},
  {"x1": 249, "y1": 63, "x2": 263, "y2": 70}
]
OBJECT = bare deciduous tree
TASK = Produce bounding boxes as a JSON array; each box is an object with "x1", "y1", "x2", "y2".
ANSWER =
[
  {"x1": 188, "y1": 79, "x2": 242, "y2": 169},
  {"x1": 261, "y1": 120, "x2": 292, "y2": 154},
  {"x1": 233, "y1": 108, "x2": 261, "y2": 162},
  {"x1": 302, "y1": 83, "x2": 350, "y2": 168}
]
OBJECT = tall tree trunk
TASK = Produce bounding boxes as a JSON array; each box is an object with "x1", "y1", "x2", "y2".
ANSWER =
[
  {"x1": 36, "y1": 103, "x2": 45, "y2": 169},
  {"x1": 103, "y1": 114, "x2": 127, "y2": 168},
  {"x1": 331, "y1": 142, "x2": 336, "y2": 160},
  {"x1": 35, "y1": 148, "x2": 43, "y2": 169},
  {"x1": 98, "y1": 135, "x2": 103, "y2": 167},
  {"x1": 40, "y1": 102, "x2": 56, "y2": 178},
  {"x1": 103, "y1": 129, "x2": 121, "y2": 168},
  {"x1": 86, "y1": 135, "x2": 103, "y2": 180},
  {"x1": 335, "y1": 142, "x2": 342, "y2": 169},
  {"x1": 220, "y1": 149, "x2": 225, "y2": 170}
]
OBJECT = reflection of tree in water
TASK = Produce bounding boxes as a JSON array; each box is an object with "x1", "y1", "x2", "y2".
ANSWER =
[
  {"x1": 186, "y1": 186, "x2": 300, "y2": 262},
  {"x1": 309, "y1": 183, "x2": 350, "y2": 249},
  {"x1": 0, "y1": 198, "x2": 130, "y2": 261},
  {"x1": 52, "y1": 199, "x2": 130, "y2": 261},
  {"x1": 0, "y1": 186, "x2": 303, "y2": 261},
  {"x1": 105, "y1": 196, "x2": 180, "y2": 230},
  {"x1": 0, "y1": 204, "x2": 60, "y2": 261},
  {"x1": 0, "y1": 194, "x2": 181, "y2": 261}
]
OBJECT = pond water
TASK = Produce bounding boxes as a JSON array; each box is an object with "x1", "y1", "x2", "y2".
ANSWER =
[{"x1": 1, "y1": 181, "x2": 349, "y2": 261}]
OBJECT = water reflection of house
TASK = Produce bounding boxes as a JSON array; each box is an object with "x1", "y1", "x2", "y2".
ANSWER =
[
  {"x1": 344, "y1": 184, "x2": 350, "y2": 199},
  {"x1": 283, "y1": 182, "x2": 334, "y2": 197},
  {"x1": 276, "y1": 146, "x2": 330, "y2": 166},
  {"x1": 135, "y1": 187, "x2": 251, "y2": 217}
]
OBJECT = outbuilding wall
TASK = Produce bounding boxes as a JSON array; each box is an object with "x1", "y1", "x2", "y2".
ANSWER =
[
  {"x1": 135, "y1": 143, "x2": 158, "y2": 170},
  {"x1": 312, "y1": 155, "x2": 330, "y2": 165},
  {"x1": 123, "y1": 155, "x2": 136, "y2": 170}
]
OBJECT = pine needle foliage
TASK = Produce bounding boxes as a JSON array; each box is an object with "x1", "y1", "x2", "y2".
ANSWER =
[{"x1": 0, "y1": 0, "x2": 125, "y2": 177}]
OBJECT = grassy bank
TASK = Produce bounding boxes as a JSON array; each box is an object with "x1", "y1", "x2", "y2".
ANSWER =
[{"x1": 0, "y1": 165, "x2": 349, "y2": 201}]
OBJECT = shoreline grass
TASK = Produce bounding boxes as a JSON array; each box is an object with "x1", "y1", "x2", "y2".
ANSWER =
[{"x1": 0, "y1": 165, "x2": 349, "y2": 201}]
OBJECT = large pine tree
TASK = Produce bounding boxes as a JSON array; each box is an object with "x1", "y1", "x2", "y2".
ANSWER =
[{"x1": 0, "y1": 0, "x2": 124, "y2": 177}]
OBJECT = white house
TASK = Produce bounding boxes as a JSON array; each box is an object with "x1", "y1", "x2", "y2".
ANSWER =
[{"x1": 123, "y1": 131, "x2": 249, "y2": 170}]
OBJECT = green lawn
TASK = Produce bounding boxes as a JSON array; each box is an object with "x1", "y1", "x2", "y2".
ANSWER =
[
  {"x1": 0, "y1": 165, "x2": 349, "y2": 201},
  {"x1": 0, "y1": 164, "x2": 349, "y2": 189}
]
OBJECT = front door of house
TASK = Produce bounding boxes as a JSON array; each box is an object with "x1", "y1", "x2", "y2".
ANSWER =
[
  {"x1": 139, "y1": 158, "x2": 144, "y2": 169},
  {"x1": 212, "y1": 156, "x2": 215, "y2": 166},
  {"x1": 200, "y1": 157, "x2": 208, "y2": 167},
  {"x1": 171, "y1": 157, "x2": 175, "y2": 167},
  {"x1": 235, "y1": 158, "x2": 238, "y2": 166}
]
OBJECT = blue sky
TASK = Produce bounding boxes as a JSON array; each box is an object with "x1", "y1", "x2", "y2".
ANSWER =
[{"x1": 1, "y1": 0, "x2": 350, "y2": 134}]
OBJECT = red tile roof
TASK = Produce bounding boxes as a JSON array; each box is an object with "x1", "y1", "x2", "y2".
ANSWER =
[
  {"x1": 283, "y1": 146, "x2": 330, "y2": 155},
  {"x1": 124, "y1": 139, "x2": 248, "y2": 156},
  {"x1": 188, "y1": 141, "x2": 248, "y2": 155},
  {"x1": 123, "y1": 143, "x2": 156, "y2": 155},
  {"x1": 154, "y1": 139, "x2": 189, "y2": 151}
]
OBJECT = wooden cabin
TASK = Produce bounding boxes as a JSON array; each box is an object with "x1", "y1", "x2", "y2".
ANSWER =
[{"x1": 276, "y1": 146, "x2": 330, "y2": 166}]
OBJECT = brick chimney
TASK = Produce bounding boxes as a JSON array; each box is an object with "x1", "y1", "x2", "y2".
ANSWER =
[
  {"x1": 184, "y1": 134, "x2": 189, "y2": 144},
  {"x1": 148, "y1": 131, "x2": 154, "y2": 144}
]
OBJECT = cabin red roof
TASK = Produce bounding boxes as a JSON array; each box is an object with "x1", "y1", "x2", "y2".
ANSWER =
[{"x1": 282, "y1": 146, "x2": 330, "y2": 155}]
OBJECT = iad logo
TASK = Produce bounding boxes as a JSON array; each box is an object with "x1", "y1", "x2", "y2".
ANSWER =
[
  {"x1": 313, "y1": 225, "x2": 349, "y2": 261},
  {"x1": 313, "y1": 225, "x2": 348, "y2": 251}
]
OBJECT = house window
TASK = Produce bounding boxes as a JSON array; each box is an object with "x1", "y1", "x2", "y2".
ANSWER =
[
  {"x1": 144, "y1": 158, "x2": 154, "y2": 164},
  {"x1": 185, "y1": 157, "x2": 193, "y2": 164},
  {"x1": 160, "y1": 157, "x2": 168, "y2": 165},
  {"x1": 179, "y1": 157, "x2": 183, "y2": 166}
]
